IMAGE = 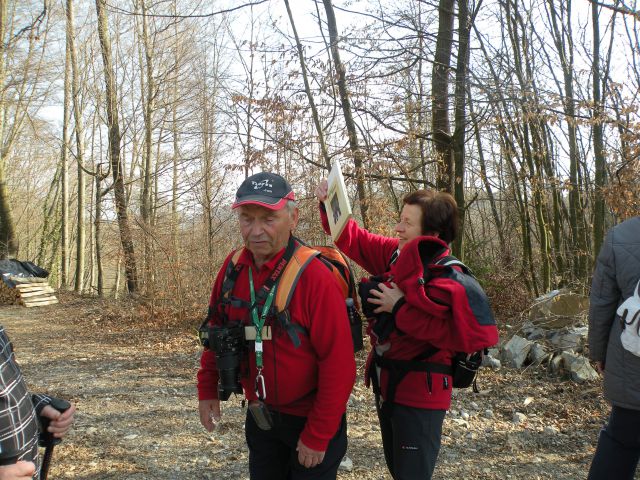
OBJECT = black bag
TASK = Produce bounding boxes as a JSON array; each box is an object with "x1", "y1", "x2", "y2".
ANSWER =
[{"x1": 450, "y1": 351, "x2": 483, "y2": 390}]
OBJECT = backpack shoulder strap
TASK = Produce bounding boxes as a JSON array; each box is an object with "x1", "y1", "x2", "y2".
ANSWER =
[
  {"x1": 434, "y1": 255, "x2": 473, "y2": 275},
  {"x1": 216, "y1": 248, "x2": 246, "y2": 309},
  {"x1": 274, "y1": 245, "x2": 320, "y2": 311},
  {"x1": 222, "y1": 248, "x2": 244, "y2": 294},
  {"x1": 200, "y1": 248, "x2": 245, "y2": 336}
]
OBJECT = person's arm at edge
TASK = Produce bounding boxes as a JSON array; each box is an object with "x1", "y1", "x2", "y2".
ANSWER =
[{"x1": 588, "y1": 229, "x2": 619, "y2": 369}]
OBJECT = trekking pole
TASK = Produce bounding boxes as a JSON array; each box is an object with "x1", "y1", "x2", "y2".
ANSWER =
[{"x1": 39, "y1": 398, "x2": 71, "y2": 480}]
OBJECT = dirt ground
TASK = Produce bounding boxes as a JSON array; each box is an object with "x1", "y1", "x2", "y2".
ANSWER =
[{"x1": 0, "y1": 294, "x2": 630, "y2": 479}]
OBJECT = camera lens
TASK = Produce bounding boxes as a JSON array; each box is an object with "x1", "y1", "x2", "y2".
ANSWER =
[{"x1": 210, "y1": 323, "x2": 245, "y2": 401}]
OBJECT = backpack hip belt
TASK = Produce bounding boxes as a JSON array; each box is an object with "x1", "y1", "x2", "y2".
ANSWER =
[{"x1": 368, "y1": 348, "x2": 452, "y2": 413}]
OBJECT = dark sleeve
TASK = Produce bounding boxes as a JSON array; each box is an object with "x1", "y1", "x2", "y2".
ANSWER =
[
  {"x1": 588, "y1": 229, "x2": 619, "y2": 362},
  {"x1": 0, "y1": 328, "x2": 40, "y2": 462},
  {"x1": 31, "y1": 394, "x2": 53, "y2": 415}
]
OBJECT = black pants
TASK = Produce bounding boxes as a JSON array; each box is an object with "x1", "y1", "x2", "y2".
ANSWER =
[
  {"x1": 375, "y1": 395, "x2": 446, "y2": 480},
  {"x1": 245, "y1": 410, "x2": 347, "y2": 480},
  {"x1": 588, "y1": 405, "x2": 640, "y2": 480}
]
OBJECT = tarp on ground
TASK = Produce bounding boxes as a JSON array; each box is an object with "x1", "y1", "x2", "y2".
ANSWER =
[{"x1": 0, "y1": 260, "x2": 49, "y2": 288}]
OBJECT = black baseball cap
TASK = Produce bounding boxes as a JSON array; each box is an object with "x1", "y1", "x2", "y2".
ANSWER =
[{"x1": 232, "y1": 172, "x2": 295, "y2": 210}]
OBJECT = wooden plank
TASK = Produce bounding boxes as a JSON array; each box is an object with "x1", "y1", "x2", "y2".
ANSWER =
[
  {"x1": 22, "y1": 294, "x2": 57, "y2": 302},
  {"x1": 15, "y1": 285, "x2": 54, "y2": 293},
  {"x1": 15, "y1": 282, "x2": 50, "y2": 289},
  {"x1": 9, "y1": 276, "x2": 48, "y2": 284},
  {"x1": 19, "y1": 288, "x2": 55, "y2": 298},
  {"x1": 16, "y1": 287, "x2": 54, "y2": 294},
  {"x1": 24, "y1": 298, "x2": 58, "y2": 307},
  {"x1": 22, "y1": 295, "x2": 57, "y2": 303}
]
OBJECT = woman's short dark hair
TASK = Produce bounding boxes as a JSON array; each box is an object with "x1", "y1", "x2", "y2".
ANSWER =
[{"x1": 402, "y1": 190, "x2": 459, "y2": 243}]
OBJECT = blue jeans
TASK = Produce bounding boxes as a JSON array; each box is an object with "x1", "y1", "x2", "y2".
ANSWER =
[{"x1": 588, "y1": 405, "x2": 640, "y2": 480}]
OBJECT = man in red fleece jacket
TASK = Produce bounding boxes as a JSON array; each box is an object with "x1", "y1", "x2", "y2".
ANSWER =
[{"x1": 197, "y1": 172, "x2": 356, "y2": 480}]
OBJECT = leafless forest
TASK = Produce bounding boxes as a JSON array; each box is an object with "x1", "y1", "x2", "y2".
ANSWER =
[
  {"x1": 1, "y1": 0, "x2": 639, "y2": 310},
  {"x1": 2, "y1": 1, "x2": 640, "y2": 478}
]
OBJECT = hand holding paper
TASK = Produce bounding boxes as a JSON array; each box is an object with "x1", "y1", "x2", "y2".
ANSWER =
[{"x1": 324, "y1": 160, "x2": 353, "y2": 241}]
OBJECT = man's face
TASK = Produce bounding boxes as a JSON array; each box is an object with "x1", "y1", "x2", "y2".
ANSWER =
[{"x1": 238, "y1": 203, "x2": 299, "y2": 265}]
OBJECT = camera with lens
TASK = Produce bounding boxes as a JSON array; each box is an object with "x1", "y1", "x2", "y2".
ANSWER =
[
  {"x1": 209, "y1": 322, "x2": 245, "y2": 400},
  {"x1": 358, "y1": 277, "x2": 396, "y2": 342}
]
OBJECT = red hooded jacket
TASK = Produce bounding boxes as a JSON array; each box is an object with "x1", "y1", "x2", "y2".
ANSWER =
[{"x1": 320, "y1": 207, "x2": 456, "y2": 410}]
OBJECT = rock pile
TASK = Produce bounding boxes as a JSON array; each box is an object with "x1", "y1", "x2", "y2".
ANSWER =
[{"x1": 497, "y1": 289, "x2": 599, "y2": 383}]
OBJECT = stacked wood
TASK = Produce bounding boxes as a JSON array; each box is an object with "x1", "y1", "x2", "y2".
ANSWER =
[
  {"x1": 0, "y1": 276, "x2": 58, "y2": 307},
  {"x1": 0, "y1": 277, "x2": 21, "y2": 304}
]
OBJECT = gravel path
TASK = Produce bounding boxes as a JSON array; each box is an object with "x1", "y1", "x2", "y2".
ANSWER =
[{"x1": 0, "y1": 295, "x2": 625, "y2": 479}]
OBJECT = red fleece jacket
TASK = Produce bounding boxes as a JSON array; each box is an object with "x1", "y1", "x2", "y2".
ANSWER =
[
  {"x1": 320, "y1": 206, "x2": 454, "y2": 410},
  {"x1": 197, "y1": 242, "x2": 356, "y2": 451}
]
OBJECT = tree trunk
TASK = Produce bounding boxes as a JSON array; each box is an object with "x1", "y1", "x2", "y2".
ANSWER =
[
  {"x1": 452, "y1": 0, "x2": 471, "y2": 257},
  {"x1": 95, "y1": 0, "x2": 139, "y2": 293},
  {"x1": 95, "y1": 172, "x2": 104, "y2": 296},
  {"x1": 468, "y1": 90, "x2": 506, "y2": 253},
  {"x1": 284, "y1": 0, "x2": 330, "y2": 170},
  {"x1": 140, "y1": 0, "x2": 154, "y2": 293},
  {"x1": 171, "y1": 67, "x2": 179, "y2": 260},
  {"x1": 504, "y1": 0, "x2": 550, "y2": 292},
  {"x1": 547, "y1": 0, "x2": 588, "y2": 285},
  {"x1": 67, "y1": 0, "x2": 86, "y2": 293},
  {"x1": 591, "y1": 1, "x2": 606, "y2": 259},
  {"x1": 322, "y1": 0, "x2": 369, "y2": 228},
  {"x1": 61, "y1": 19, "x2": 71, "y2": 286},
  {"x1": 431, "y1": 0, "x2": 455, "y2": 192},
  {"x1": 0, "y1": 0, "x2": 18, "y2": 259}
]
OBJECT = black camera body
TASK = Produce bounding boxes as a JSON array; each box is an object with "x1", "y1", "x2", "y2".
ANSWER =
[
  {"x1": 209, "y1": 322, "x2": 245, "y2": 400},
  {"x1": 358, "y1": 277, "x2": 396, "y2": 342}
]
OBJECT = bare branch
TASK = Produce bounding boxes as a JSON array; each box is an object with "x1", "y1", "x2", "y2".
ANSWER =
[{"x1": 103, "y1": 0, "x2": 269, "y2": 19}]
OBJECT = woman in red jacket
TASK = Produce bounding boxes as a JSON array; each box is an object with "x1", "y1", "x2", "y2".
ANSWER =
[{"x1": 316, "y1": 181, "x2": 459, "y2": 480}]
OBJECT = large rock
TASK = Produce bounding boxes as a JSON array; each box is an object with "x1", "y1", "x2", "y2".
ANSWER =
[
  {"x1": 566, "y1": 355, "x2": 599, "y2": 383},
  {"x1": 529, "y1": 289, "x2": 589, "y2": 329},
  {"x1": 528, "y1": 343, "x2": 549, "y2": 365},
  {"x1": 521, "y1": 321, "x2": 547, "y2": 341},
  {"x1": 482, "y1": 354, "x2": 502, "y2": 369},
  {"x1": 549, "y1": 327, "x2": 589, "y2": 353},
  {"x1": 339, "y1": 456, "x2": 353, "y2": 472},
  {"x1": 559, "y1": 351, "x2": 599, "y2": 383},
  {"x1": 503, "y1": 335, "x2": 532, "y2": 368},
  {"x1": 560, "y1": 351, "x2": 580, "y2": 370}
]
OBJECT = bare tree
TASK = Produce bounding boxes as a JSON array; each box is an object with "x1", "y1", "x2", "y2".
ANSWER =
[
  {"x1": 322, "y1": 0, "x2": 369, "y2": 228},
  {"x1": 65, "y1": 0, "x2": 88, "y2": 292},
  {"x1": 95, "y1": 0, "x2": 139, "y2": 293},
  {"x1": 0, "y1": 0, "x2": 16, "y2": 258},
  {"x1": 432, "y1": 0, "x2": 455, "y2": 192}
]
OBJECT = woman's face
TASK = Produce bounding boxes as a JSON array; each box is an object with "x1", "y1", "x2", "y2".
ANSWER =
[{"x1": 394, "y1": 203, "x2": 423, "y2": 250}]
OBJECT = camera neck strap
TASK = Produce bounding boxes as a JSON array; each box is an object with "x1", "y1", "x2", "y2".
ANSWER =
[
  {"x1": 248, "y1": 267, "x2": 276, "y2": 371},
  {"x1": 247, "y1": 235, "x2": 298, "y2": 400}
]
